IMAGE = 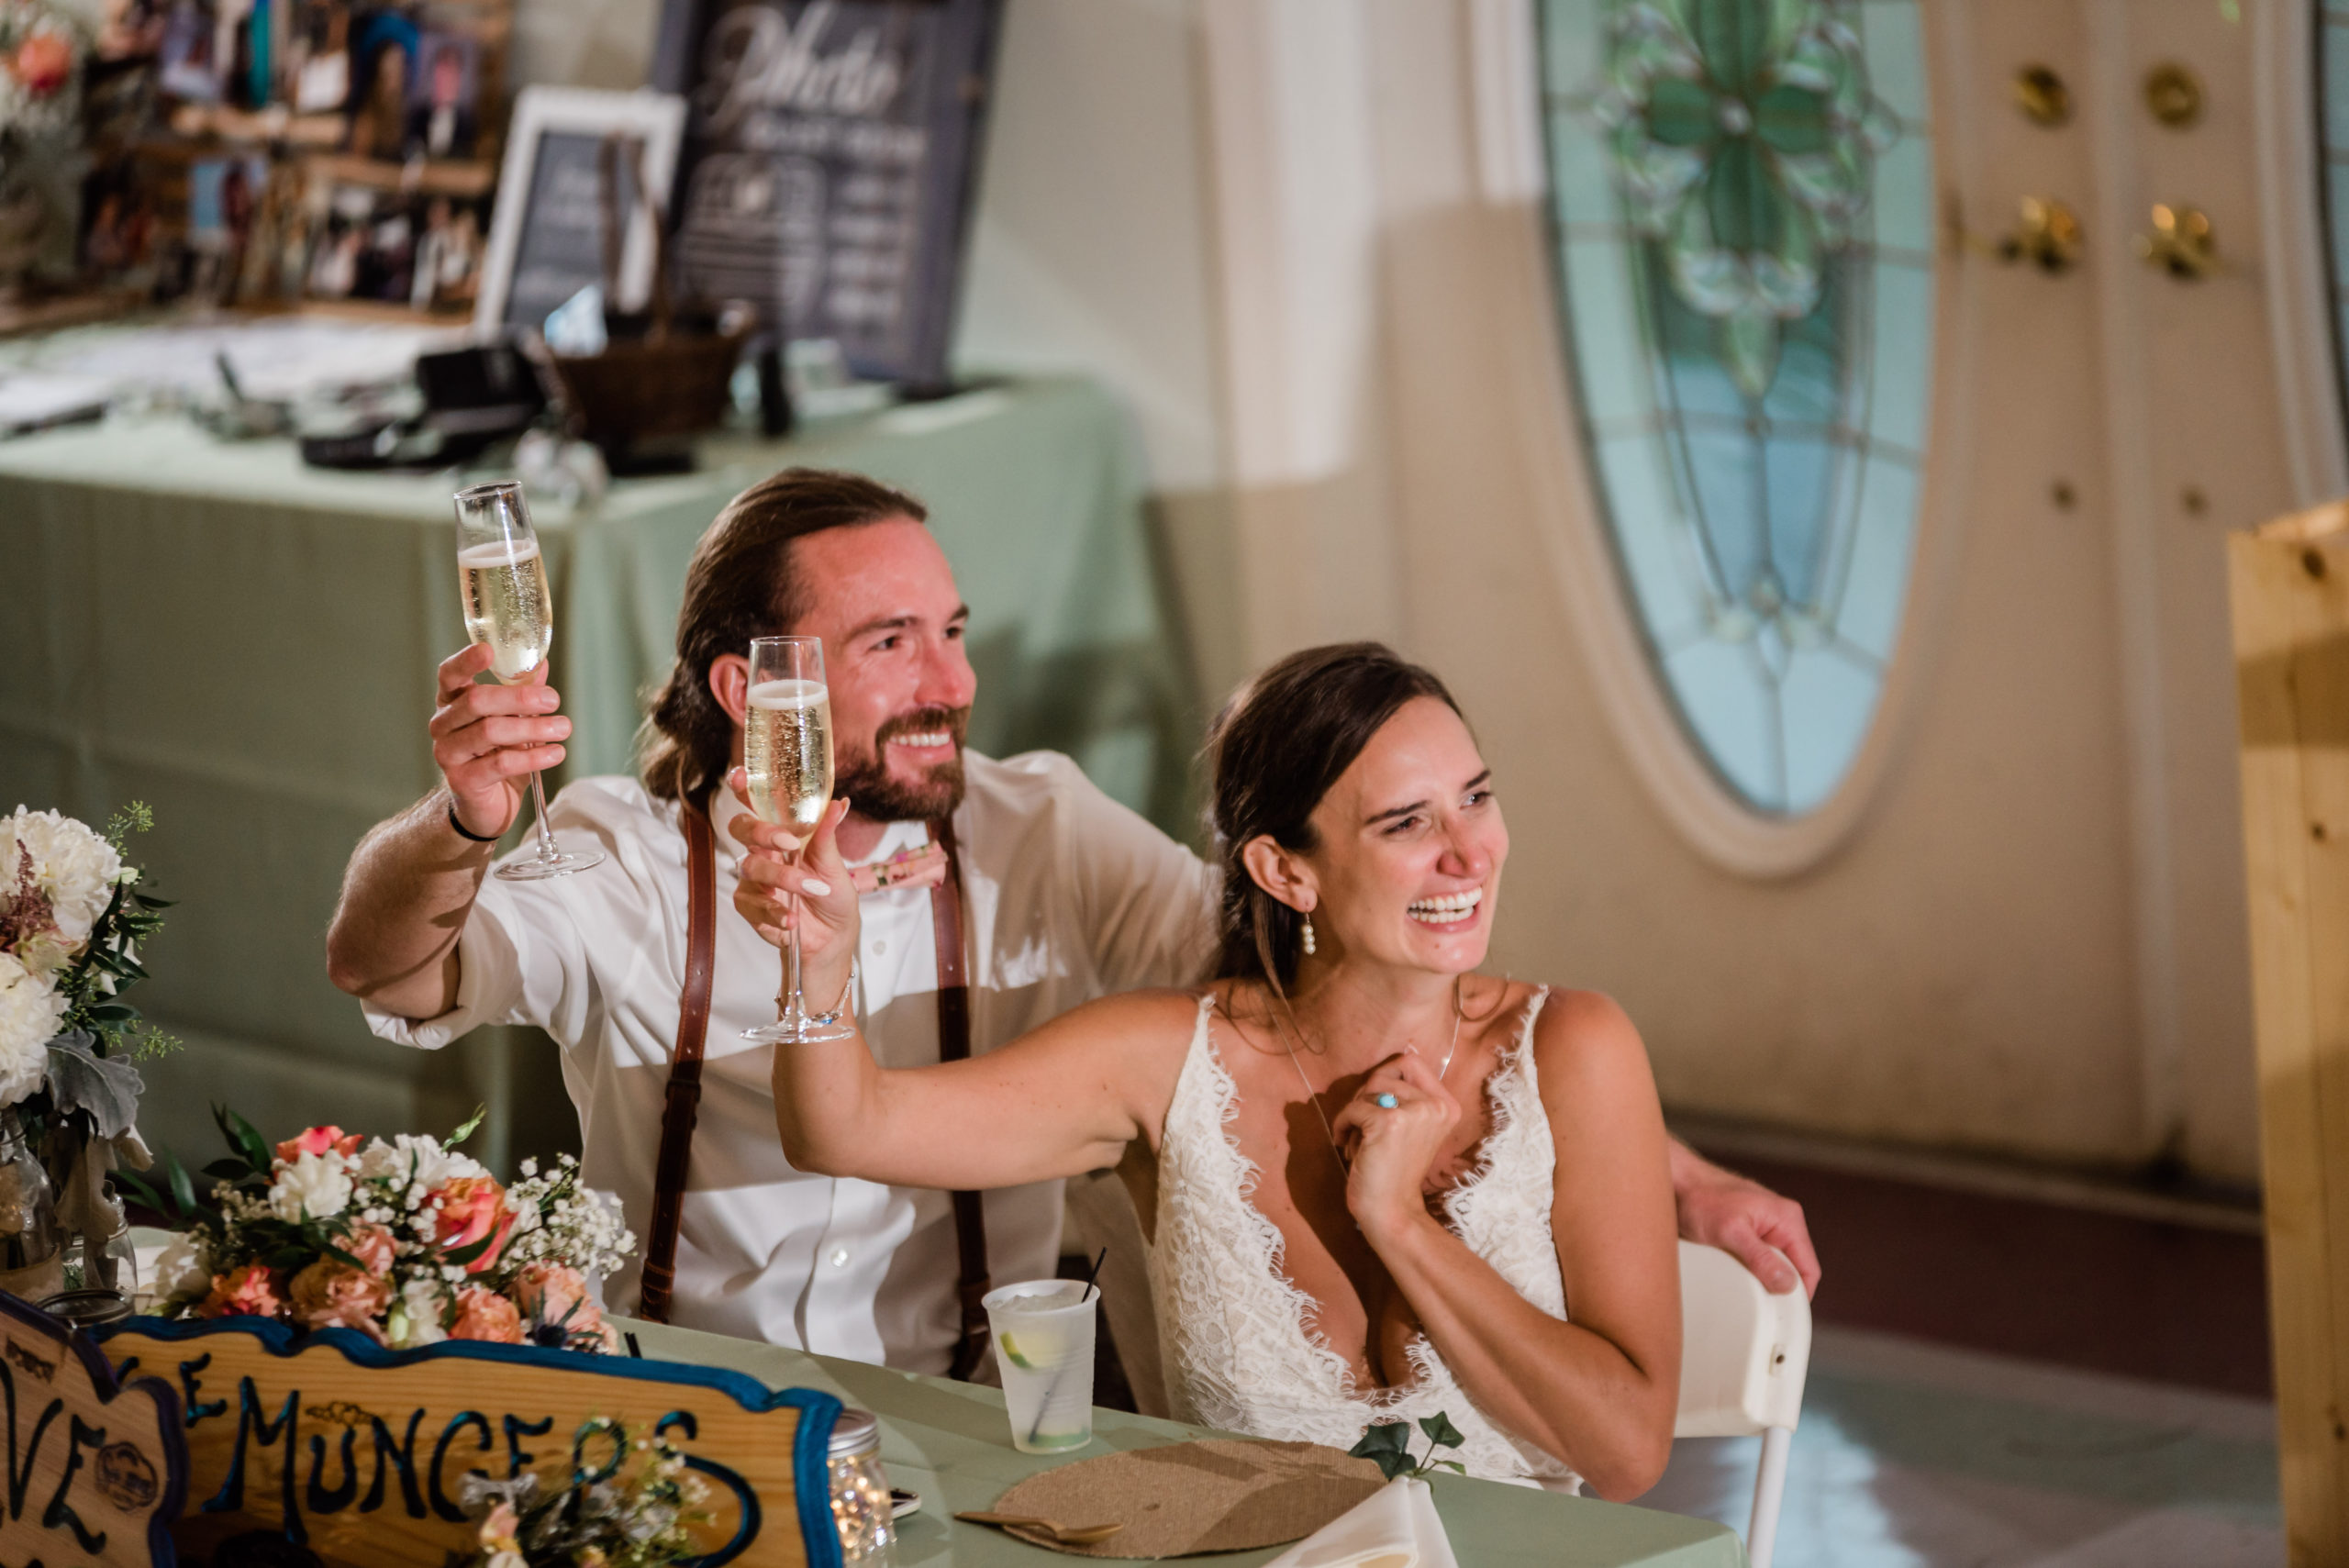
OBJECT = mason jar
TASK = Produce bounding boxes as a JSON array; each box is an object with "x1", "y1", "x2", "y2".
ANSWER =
[{"x1": 828, "y1": 1407, "x2": 896, "y2": 1567}]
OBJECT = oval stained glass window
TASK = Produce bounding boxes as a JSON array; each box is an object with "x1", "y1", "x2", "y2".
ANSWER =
[{"x1": 1537, "y1": 0, "x2": 1936, "y2": 816}]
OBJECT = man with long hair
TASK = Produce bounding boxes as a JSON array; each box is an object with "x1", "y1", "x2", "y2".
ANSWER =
[{"x1": 328, "y1": 467, "x2": 1817, "y2": 1369}]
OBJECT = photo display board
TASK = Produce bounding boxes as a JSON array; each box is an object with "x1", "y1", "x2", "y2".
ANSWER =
[{"x1": 657, "y1": 0, "x2": 1003, "y2": 387}]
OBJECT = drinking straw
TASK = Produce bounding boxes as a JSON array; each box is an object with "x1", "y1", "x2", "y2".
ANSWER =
[
  {"x1": 625, "y1": 1330, "x2": 643, "y2": 1358},
  {"x1": 1026, "y1": 1251, "x2": 1108, "y2": 1447}
]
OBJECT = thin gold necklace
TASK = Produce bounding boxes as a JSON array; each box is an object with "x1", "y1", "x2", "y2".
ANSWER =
[{"x1": 1280, "y1": 977, "x2": 1464, "y2": 1173}]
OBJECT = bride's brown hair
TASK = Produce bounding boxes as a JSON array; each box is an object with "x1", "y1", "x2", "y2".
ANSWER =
[{"x1": 1203, "y1": 642, "x2": 1462, "y2": 1000}]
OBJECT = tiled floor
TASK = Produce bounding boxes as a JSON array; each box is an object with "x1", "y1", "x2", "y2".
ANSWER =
[{"x1": 1638, "y1": 1327, "x2": 2285, "y2": 1567}]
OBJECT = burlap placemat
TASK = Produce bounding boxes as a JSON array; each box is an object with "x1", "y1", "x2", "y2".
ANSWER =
[{"x1": 982, "y1": 1439, "x2": 1385, "y2": 1559}]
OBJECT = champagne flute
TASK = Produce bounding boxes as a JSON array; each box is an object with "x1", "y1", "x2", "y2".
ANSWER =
[
  {"x1": 453, "y1": 480, "x2": 604, "y2": 881},
  {"x1": 742, "y1": 636, "x2": 853, "y2": 1043}
]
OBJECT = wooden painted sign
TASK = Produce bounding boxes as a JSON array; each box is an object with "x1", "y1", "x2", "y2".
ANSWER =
[
  {"x1": 101, "y1": 1318, "x2": 843, "y2": 1568},
  {"x1": 0, "y1": 1292, "x2": 186, "y2": 1568}
]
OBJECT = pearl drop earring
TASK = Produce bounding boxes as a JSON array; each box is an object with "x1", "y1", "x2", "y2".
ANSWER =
[{"x1": 1302, "y1": 915, "x2": 1317, "y2": 956}]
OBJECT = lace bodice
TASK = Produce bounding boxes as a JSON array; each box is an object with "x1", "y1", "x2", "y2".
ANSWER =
[{"x1": 1145, "y1": 989, "x2": 1579, "y2": 1488}]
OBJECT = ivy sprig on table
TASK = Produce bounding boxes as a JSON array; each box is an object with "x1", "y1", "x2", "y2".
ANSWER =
[{"x1": 1350, "y1": 1412, "x2": 1468, "y2": 1481}]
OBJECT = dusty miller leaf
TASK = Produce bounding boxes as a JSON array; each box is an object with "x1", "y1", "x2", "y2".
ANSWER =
[{"x1": 44, "y1": 1029, "x2": 142, "y2": 1140}]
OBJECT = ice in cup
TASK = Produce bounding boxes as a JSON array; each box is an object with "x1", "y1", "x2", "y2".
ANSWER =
[{"x1": 983, "y1": 1279, "x2": 1097, "y2": 1453}]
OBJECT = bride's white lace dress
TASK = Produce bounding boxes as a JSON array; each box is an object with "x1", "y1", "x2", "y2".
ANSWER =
[{"x1": 1145, "y1": 988, "x2": 1580, "y2": 1488}]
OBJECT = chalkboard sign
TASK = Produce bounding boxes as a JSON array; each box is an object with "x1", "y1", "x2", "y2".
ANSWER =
[
  {"x1": 475, "y1": 87, "x2": 689, "y2": 337},
  {"x1": 656, "y1": 0, "x2": 1004, "y2": 389}
]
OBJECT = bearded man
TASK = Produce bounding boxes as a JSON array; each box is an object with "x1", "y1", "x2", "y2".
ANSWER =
[{"x1": 327, "y1": 467, "x2": 1818, "y2": 1374}]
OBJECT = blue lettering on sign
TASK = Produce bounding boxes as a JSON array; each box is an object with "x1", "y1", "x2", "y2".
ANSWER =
[
  {"x1": 0, "y1": 1361, "x2": 65, "y2": 1523},
  {"x1": 307, "y1": 1423, "x2": 360, "y2": 1513},
  {"x1": 41, "y1": 1415, "x2": 108, "y2": 1552},
  {"x1": 658, "y1": 1411, "x2": 760, "y2": 1568},
  {"x1": 179, "y1": 1354, "x2": 228, "y2": 1425},
  {"x1": 362, "y1": 1410, "x2": 428, "y2": 1518},
  {"x1": 572, "y1": 1419, "x2": 625, "y2": 1486},
  {"x1": 429, "y1": 1410, "x2": 494, "y2": 1522},
  {"x1": 206, "y1": 1377, "x2": 304, "y2": 1543},
  {"x1": 504, "y1": 1413, "x2": 552, "y2": 1477}
]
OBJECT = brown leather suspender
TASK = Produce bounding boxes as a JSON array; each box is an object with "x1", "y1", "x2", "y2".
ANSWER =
[
  {"x1": 642, "y1": 802, "x2": 994, "y2": 1378},
  {"x1": 640, "y1": 805, "x2": 718, "y2": 1325},
  {"x1": 929, "y1": 816, "x2": 994, "y2": 1381}
]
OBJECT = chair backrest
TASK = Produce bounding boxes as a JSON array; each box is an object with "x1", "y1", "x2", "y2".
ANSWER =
[{"x1": 1674, "y1": 1240, "x2": 1811, "y2": 1437}]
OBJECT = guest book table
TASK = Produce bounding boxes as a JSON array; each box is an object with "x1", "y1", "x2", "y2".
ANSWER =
[
  {"x1": 618, "y1": 1318, "x2": 1745, "y2": 1568},
  {"x1": 0, "y1": 379, "x2": 1193, "y2": 1168}
]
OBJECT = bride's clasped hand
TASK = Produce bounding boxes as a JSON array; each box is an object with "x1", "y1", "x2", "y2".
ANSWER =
[{"x1": 728, "y1": 643, "x2": 1681, "y2": 1499}]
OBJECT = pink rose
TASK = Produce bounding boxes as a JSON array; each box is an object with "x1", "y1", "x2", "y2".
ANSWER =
[
  {"x1": 512, "y1": 1261, "x2": 593, "y2": 1326},
  {"x1": 288, "y1": 1259, "x2": 392, "y2": 1341},
  {"x1": 448, "y1": 1286, "x2": 522, "y2": 1344},
  {"x1": 431, "y1": 1175, "x2": 515, "y2": 1273},
  {"x1": 195, "y1": 1263, "x2": 285, "y2": 1320},
  {"x1": 338, "y1": 1223, "x2": 395, "y2": 1276},
  {"x1": 8, "y1": 34, "x2": 70, "y2": 97},
  {"x1": 274, "y1": 1125, "x2": 363, "y2": 1164}
]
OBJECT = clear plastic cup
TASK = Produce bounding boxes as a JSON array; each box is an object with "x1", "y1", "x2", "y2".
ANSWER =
[{"x1": 983, "y1": 1280, "x2": 1097, "y2": 1453}]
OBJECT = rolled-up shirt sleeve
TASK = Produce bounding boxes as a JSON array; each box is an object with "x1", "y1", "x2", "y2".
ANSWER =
[
  {"x1": 1053, "y1": 761, "x2": 1217, "y2": 992},
  {"x1": 361, "y1": 876, "x2": 575, "y2": 1050}
]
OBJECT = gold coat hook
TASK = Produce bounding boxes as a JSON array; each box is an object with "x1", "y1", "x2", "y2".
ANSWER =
[
  {"x1": 2136, "y1": 203, "x2": 2219, "y2": 279},
  {"x1": 2013, "y1": 64, "x2": 2072, "y2": 127},
  {"x1": 1997, "y1": 196, "x2": 2083, "y2": 274}
]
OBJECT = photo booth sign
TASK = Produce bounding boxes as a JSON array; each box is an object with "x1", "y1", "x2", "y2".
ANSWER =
[
  {"x1": 0, "y1": 1293, "x2": 186, "y2": 1568},
  {"x1": 654, "y1": 0, "x2": 1004, "y2": 388},
  {"x1": 101, "y1": 1317, "x2": 845, "y2": 1568}
]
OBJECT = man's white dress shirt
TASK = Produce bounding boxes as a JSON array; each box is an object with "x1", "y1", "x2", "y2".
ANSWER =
[{"x1": 365, "y1": 750, "x2": 1212, "y2": 1373}]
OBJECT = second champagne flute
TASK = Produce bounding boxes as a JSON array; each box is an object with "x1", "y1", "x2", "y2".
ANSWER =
[
  {"x1": 453, "y1": 480, "x2": 603, "y2": 881},
  {"x1": 743, "y1": 636, "x2": 853, "y2": 1043}
]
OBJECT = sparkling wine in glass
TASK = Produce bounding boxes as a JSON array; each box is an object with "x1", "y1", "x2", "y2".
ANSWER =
[
  {"x1": 743, "y1": 636, "x2": 852, "y2": 1043},
  {"x1": 453, "y1": 480, "x2": 604, "y2": 881}
]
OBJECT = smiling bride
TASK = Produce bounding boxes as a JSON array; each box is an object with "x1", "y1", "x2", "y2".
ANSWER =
[{"x1": 736, "y1": 642, "x2": 1681, "y2": 1496}]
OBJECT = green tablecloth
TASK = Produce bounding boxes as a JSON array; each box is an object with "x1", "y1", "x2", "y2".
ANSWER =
[
  {"x1": 0, "y1": 378, "x2": 1194, "y2": 1172},
  {"x1": 621, "y1": 1318, "x2": 1743, "y2": 1568}
]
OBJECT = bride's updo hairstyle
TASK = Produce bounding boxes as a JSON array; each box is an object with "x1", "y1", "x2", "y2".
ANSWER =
[{"x1": 1205, "y1": 641, "x2": 1462, "y2": 998}]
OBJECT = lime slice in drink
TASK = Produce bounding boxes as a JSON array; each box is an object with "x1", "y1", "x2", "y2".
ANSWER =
[{"x1": 998, "y1": 1333, "x2": 1041, "y2": 1371}]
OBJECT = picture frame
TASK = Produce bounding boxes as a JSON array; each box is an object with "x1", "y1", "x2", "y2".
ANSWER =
[{"x1": 473, "y1": 85, "x2": 686, "y2": 338}]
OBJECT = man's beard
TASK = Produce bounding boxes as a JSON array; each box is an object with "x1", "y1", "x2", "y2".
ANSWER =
[{"x1": 833, "y1": 705, "x2": 972, "y2": 823}]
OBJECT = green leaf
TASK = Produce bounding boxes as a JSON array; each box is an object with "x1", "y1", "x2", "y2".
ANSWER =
[
  {"x1": 112, "y1": 1167, "x2": 169, "y2": 1217},
  {"x1": 1417, "y1": 1411, "x2": 1467, "y2": 1452},
  {"x1": 322, "y1": 1243, "x2": 368, "y2": 1273},
  {"x1": 439, "y1": 1229, "x2": 497, "y2": 1269},
  {"x1": 214, "y1": 1104, "x2": 272, "y2": 1172},
  {"x1": 1348, "y1": 1421, "x2": 1415, "y2": 1482},
  {"x1": 131, "y1": 895, "x2": 176, "y2": 909},
  {"x1": 86, "y1": 1005, "x2": 137, "y2": 1023},
  {"x1": 266, "y1": 1246, "x2": 311, "y2": 1270},
  {"x1": 1431, "y1": 1460, "x2": 1467, "y2": 1474},
  {"x1": 162, "y1": 1149, "x2": 198, "y2": 1218},
  {"x1": 448, "y1": 1104, "x2": 487, "y2": 1147},
  {"x1": 201, "y1": 1158, "x2": 251, "y2": 1182}
]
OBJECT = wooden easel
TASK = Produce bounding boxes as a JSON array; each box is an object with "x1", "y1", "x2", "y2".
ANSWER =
[{"x1": 2229, "y1": 500, "x2": 2349, "y2": 1564}]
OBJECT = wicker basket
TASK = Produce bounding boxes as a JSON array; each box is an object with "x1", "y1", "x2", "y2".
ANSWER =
[{"x1": 548, "y1": 329, "x2": 745, "y2": 452}]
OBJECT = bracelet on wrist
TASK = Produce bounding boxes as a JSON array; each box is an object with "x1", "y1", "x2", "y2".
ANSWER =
[{"x1": 446, "y1": 802, "x2": 503, "y2": 845}]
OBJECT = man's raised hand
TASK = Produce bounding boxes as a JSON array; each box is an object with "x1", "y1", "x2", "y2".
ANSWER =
[{"x1": 429, "y1": 643, "x2": 570, "y2": 840}]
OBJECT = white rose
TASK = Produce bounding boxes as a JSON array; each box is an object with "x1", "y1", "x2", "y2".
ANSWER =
[
  {"x1": 367, "y1": 1133, "x2": 485, "y2": 1191},
  {"x1": 0, "y1": 808, "x2": 122, "y2": 977},
  {"x1": 152, "y1": 1232, "x2": 213, "y2": 1305},
  {"x1": 0, "y1": 955, "x2": 61, "y2": 1106},
  {"x1": 387, "y1": 1275, "x2": 448, "y2": 1348},
  {"x1": 268, "y1": 1151, "x2": 353, "y2": 1223}
]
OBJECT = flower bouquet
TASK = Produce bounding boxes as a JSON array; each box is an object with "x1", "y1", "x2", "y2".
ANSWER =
[
  {"x1": 124, "y1": 1109, "x2": 636, "y2": 1352},
  {"x1": 462, "y1": 1418, "x2": 710, "y2": 1568},
  {"x1": 0, "y1": 803, "x2": 174, "y2": 1301}
]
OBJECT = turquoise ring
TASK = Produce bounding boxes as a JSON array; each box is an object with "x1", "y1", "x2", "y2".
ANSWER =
[{"x1": 1373, "y1": 1092, "x2": 1399, "y2": 1109}]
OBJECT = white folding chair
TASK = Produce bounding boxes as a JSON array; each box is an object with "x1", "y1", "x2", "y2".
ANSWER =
[{"x1": 1675, "y1": 1240, "x2": 1812, "y2": 1568}]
